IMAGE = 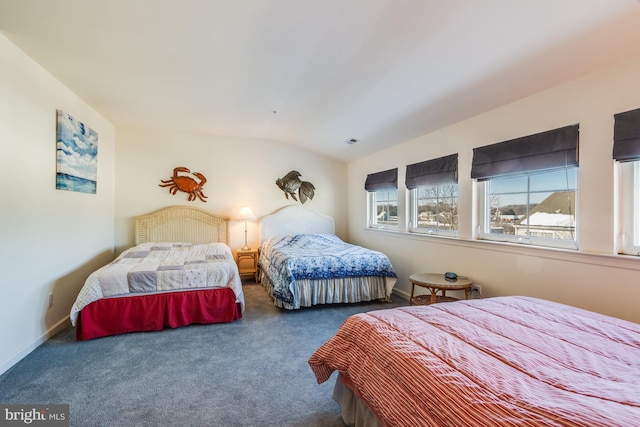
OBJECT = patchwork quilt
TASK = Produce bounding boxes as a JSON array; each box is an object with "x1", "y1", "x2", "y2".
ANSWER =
[
  {"x1": 70, "y1": 242, "x2": 244, "y2": 325},
  {"x1": 259, "y1": 234, "x2": 397, "y2": 304}
]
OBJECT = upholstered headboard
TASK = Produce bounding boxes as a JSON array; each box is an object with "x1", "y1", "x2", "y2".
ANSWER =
[
  {"x1": 260, "y1": 205, "x2": 335, "y2": 242},
  {"x1": 135, "y1": 206, "x2": 230, "y2": 245}
]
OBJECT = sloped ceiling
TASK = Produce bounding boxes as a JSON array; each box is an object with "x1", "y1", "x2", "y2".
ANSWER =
[{"x1": 2, "y1": 0, "x2": 640, "y2": 162}]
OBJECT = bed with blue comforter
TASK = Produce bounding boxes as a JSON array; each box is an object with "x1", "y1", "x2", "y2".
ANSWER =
[{"x1": 259, "y1": 233, "x2": 397, "y2": 309}]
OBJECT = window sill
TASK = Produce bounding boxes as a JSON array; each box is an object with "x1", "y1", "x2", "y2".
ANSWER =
[
  {"x1": 364, "y1": 227, "x2": 640, "y2": 272},
  {"x1": 367, "y1": 226, "x2": 399, "y2": 232}
]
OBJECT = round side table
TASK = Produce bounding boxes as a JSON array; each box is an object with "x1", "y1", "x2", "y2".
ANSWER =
[{"x1": 409, "y1": 273, "x2": 472, "y2": 305}]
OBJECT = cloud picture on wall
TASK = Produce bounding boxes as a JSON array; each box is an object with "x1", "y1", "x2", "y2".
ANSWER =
[{"x1": 55, "y1": 109, "x2": 98, "y2": 194}]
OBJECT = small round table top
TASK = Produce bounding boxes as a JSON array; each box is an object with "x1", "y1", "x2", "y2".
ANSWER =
[{"x1": 409, "y1": 272, "x2": 472, "y2": 290}]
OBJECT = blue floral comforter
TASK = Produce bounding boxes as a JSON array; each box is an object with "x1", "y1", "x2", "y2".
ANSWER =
[{"x1": 259, "y1": 234, "x2": 397, "y2": 304}]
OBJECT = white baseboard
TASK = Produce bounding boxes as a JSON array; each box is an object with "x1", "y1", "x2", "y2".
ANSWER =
[
  {"x1": 0, "y1": 316, "x2": 70, "y2": 376},
  {"x1": 393, "y1": 288, "x2": 410, "y2": 301}
]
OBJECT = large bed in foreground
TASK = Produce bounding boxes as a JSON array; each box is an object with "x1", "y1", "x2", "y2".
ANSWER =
[
  {"x1": 71, "y1": 206, "x2": 245, "y2": 340},
  {"x1": 309, "y1": 296, "x2": 640, "y2": 426},
  {"x1": 258, "y1": 206, "x2": 397, "y2": 310}
]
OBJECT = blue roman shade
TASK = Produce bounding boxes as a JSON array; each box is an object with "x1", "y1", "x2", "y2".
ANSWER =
[
  {"x1": 405, "y1": 154, "x2": 458, "y2": 189},
  {"x1": 471, "y1": 124, "x2": 579, "y2": 181},
  {"x1": 364, "y1": 168, "x2": 398, "y2": 191},
  {"x1": 613, "y1": 107, "x2": 640, "y2": 162}
]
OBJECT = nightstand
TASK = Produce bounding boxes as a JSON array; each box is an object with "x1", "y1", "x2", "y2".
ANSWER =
[{"x1": 236, "y1": 249, "x2": 259, "y2": 282}]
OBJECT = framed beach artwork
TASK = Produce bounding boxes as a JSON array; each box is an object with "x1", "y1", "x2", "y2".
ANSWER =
[{"x1": 56, "y1": 110, "x2": 98, "y2": 194}]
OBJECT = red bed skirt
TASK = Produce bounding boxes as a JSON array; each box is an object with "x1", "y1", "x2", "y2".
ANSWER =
[{"x1": 75, "y1": 288, "x2": 242, "y2": 340}]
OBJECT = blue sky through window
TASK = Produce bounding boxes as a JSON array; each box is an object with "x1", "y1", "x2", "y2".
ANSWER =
[{"x1": 489, "y1": 167, "x2": 577, "y2": 205}]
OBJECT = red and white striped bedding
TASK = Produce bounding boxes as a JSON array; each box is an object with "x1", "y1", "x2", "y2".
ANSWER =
[{"x1": 309, "y1": 296, "x2": 640, "y2": 426}]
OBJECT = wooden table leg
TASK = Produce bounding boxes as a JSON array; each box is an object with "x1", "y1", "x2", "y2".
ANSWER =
[{"x1": 410, "y1": 283, "x2": 416, "y2": 306}]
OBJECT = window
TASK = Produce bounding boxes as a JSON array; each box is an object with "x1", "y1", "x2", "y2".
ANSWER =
[
  {"x1": 409, "y1": 185, "x2": 458, "y2": 234},
  {"x1": 365, "y1": 168, "x2": 398, "y2": 229},
  {"x1": 472, "y1": 124, "x2": 579, "y2": 249},
  {"x1": 369, "y1": 189, "x2": 398, "y2": 228},
  {"x1": 614, "y1": 107, "x2": 640, "y2": 255},
  {"x1": 619, "y1": 161, "x2": 640, "y2": 255},
  {"x1": 480, "y1": 168, "x2": 577, "y2": 248},
  {"x1": 406, "y1": 154, "x2": 458, "y2": 236}
]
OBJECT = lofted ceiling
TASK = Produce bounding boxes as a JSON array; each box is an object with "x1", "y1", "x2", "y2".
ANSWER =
[{"x1": 2, "y1": 0, "x2": 640, "y2": 162}]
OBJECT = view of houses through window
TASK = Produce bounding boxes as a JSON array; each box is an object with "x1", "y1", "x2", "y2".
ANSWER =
[
  {"x1": 484, "y1": 167, "x2": 577, "y2": 247},
  {"x1": 372, "y1": 189, "x2": 398, "y2": 228},
  {"x1": 411, "y1": 184, "x2": 458, "y2": 233},
  {"x1": 368, "y1": 166, "x2": 578, "y2": 249}
]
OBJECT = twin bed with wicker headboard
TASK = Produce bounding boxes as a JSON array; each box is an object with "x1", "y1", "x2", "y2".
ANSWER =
[{"x1": 70, "y1": 206, "x2": 245, "y2": 340}]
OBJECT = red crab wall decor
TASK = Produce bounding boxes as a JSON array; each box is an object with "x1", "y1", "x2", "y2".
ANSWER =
[{"x1": 159, "y1": 167, "x2": 208, "y2": 202}]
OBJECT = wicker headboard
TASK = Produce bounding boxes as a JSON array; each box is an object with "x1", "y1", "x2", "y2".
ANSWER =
[
  {"x1": 135, "y1": 206, "x2": 230, "y2": 245},
  {"x1": 260, "y1": 205, "x2": 335, "y2": 242}
]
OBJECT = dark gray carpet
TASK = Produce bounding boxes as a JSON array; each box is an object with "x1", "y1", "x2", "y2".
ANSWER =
[{"x1": 0, "y1": 281, "x2": 406, "y2": 426}]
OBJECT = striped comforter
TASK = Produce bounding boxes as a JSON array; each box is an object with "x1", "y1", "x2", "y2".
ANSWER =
[{"x1": 309, "y1": 296, "x2": 640, "y2": 426}]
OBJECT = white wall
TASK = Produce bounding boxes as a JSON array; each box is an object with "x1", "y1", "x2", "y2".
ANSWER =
[
  {"x1": 348, "y1": 53, "x2": 640, "y2": 324},
  {"x1": 0, "y1": 33, "x2": 346, "y2": 375},
  {"x1": 0, "y1": 35, "x2": 115, "y2": 374},
  {"x1": 114, "y1": 127, "x2": 347, "y2": 255}
]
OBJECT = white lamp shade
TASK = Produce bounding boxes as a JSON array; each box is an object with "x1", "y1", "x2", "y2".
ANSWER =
[{"x1": 238, "y1": 206, "x2": 256, "y2": 221}]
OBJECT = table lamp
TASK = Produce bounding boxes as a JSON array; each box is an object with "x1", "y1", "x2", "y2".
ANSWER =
[{"x1": 238, "y1": 206, "x2": 256, "y2": 250}]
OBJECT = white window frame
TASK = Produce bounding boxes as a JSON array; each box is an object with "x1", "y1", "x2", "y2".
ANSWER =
[
  {"x1": 619, "y1": 161, "x2": 640, "y2": 255},
  {"x1": 367, "y1": 189, "x2": 399, "y2": 230},
  {"x1": 408, "y1": 184, "x2": 458, "y2": 237},
  {"x1": 477, "y1": 167, "x2": 578, "y2": 250}
]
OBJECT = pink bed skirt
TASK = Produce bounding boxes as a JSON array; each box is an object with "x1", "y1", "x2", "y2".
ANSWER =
[{"x1": 76, "y1": 288, "x2": 242, "y2": 340}]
